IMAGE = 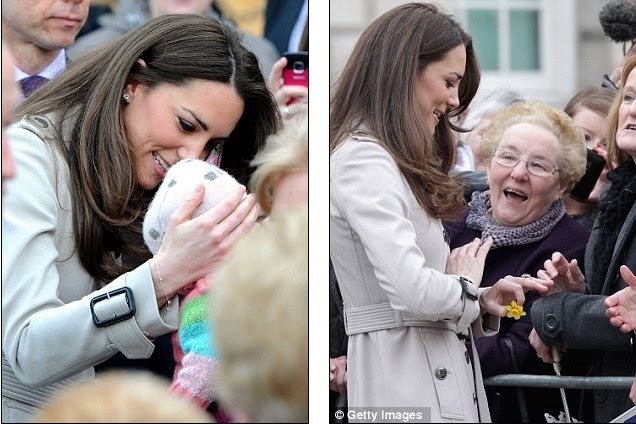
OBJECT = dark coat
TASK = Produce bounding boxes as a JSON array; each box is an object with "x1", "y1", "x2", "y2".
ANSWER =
[
  {"x1": 445, "y1": 212, "x2": 590, "y2": 422},
  {"x1": 531, "y1": 200, "x2": 636, "y2": 423},
  {"x1": 329, "y1": 259, "x2": 347, "y2": 359},
  {"x1": 264, "y1": 0, "x2": 305, "y2": 55}
]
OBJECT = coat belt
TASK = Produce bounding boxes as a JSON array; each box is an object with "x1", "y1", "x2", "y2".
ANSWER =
[{"x1": 344, "y1": 302, "x2": 458, "y2": 335}]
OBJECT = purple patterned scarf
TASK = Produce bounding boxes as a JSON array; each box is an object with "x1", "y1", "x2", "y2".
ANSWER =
[{"x1": 466, "y1": 190, "x2": 566, "y2": 249}]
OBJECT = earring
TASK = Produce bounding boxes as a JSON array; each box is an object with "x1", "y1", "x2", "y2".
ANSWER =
[{"x1": 122, "y1": 93, "x2": 130, "y2": 103}]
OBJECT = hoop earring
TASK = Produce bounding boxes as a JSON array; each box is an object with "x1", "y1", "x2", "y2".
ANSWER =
[{"x1": 122, "y1": 93, "x2": 130, "y2": 103}]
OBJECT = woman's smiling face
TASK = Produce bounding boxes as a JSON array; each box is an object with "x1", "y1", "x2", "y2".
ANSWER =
[
  {"x1": 122, "y1": 79, "x2": 244, "y2": 190},
  {"x1": 488, "y1": 122, "x2": 567, "y2": 227},
  {"x1": 617, "y1": 66, "x2": 636, "y2": 161},
  {"x1": 414, "y1": 44, "x2": 466, "y2": 138}
]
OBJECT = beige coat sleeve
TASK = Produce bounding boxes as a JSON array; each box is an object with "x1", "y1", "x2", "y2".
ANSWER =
[
  {"x1": 330, "y1": 140, "x2": 480, "y2": 325},
  {"x1": 2, "y1": 123, "x2": 178, "y2": 387}
]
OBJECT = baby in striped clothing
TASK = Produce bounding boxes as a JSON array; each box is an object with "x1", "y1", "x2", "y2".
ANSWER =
[{"x1": 143, "y1": 158, "x2": 242, "y2": 413}]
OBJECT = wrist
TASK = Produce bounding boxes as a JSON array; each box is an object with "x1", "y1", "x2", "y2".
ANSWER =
[
  {"x1": 151, "y1": 257, "x2": 173, "y2": 310},
  {"x1": 478, "y1": 288, "x2": 489, "y2": 312},
  {"x1": 451, "y1": 275, "x2": 479, "y2": 299},
  {"x1": 458, "y1": 276, "x2": 479, "y2": 300}
]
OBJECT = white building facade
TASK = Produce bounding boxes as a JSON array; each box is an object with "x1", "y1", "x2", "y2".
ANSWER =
[{"x1": 329, "y1": 0, "x2": 624, "y2": 107}]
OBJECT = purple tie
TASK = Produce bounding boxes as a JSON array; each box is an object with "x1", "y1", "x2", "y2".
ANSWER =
[{"x1": 20, "y1": 75, "x2": 49, "y2": 98}]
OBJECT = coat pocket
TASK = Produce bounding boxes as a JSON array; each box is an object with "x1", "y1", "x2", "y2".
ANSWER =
[{"x1": 419, "y1": 329, "x2": 469, "y2": 420}]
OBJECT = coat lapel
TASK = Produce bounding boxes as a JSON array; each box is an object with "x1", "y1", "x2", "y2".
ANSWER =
[{"x1": 602, "y1": 202, "x2": 636, "y2": 294}]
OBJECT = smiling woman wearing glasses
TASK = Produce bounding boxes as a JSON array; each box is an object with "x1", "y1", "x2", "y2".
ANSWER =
[{"x1": 444, "y1": 100, "x2": 591, "y2": 422}]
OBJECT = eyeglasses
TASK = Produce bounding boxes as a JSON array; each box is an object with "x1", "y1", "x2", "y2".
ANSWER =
[{"x1": 491, "y1": 150, "x2": 560, "y2": 177}]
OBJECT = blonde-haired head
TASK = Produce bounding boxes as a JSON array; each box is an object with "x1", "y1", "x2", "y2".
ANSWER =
[
  {"x1": 34, "y1": 370, "x2": 213, "y2": 422},
  {"x1": 249, "y1": 105, "x2": 308, "y2": 215},
  {"x1": 211, "y1": 207, "x2": 308, "y2": 422},
  {"x1": 480, "y1": 101, "x2": 587, "y2": 190}
]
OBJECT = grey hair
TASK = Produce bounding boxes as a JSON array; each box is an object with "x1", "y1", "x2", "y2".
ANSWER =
[{"x1": 463, "y1": 88, "x2": 527, "y2": 131}]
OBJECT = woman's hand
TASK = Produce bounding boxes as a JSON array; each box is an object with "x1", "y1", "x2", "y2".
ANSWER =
[
  {"x1": 605, "y1": 265, "x2": 636, "y2": 333},
  {"x1": 152, "y1": 184, "x2": 260, "y2": 301},
  {"x1": 269, "y1": 57, "x2": 308, "y2": 119},
  {"x1": 446, "y1": 237, "x2": 493, "y2": 286},
  {"x1": 536, "y1": 251, "x2": 586, "y2": 295},
  {"x1": 329, "y1": 355, "x2": 347, "y2": 395},
  {"x1": 478, "y1": 275, "x2": 553, "y2": 317},
  {"x1": 530, "y1": 328, "x2": 558, "y2": 364}
]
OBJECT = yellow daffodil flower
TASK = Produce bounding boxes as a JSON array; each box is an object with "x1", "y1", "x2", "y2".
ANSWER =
[{"x1": 505, "y1": 300, "x2": 526, "y2": 320}]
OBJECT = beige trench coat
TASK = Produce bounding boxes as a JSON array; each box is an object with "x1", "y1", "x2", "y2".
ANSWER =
[
  {"x1": 330, "y1": 134, "x2": 498, "y2": 422},
  {"x1": 2, "y1": 115, "x2": 178, "y2": 422}
]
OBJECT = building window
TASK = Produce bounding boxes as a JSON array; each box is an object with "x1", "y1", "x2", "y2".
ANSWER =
[
  {"x1": 510, "y1": 9, "x2": 539, "y2": 70},
  {"x1": 456, "y1": 0, "x2": 576, "y2": 105},
  {"x1": 463, "y1": 1, "x2": 540, "y2": 72}
]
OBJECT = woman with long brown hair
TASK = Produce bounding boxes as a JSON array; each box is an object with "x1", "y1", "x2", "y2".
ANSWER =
[
  {"x1": 329, "y1": 3, "x2": 550, "y2": 421},
  {"x1": 2, "y1": 14, "x2": 280, "y2": 422}
]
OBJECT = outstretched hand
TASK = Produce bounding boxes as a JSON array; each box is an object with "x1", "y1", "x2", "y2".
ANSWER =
[
  {"x1": 479, "y1": 275, "x2": 553, "y2": 317},
  {"x1": 329, "y1": 356, "x2": 347, "y2": 395},
  {"x1": 605, "y1": 265, "x2": 636, "y2": 333},
  {"x1": 536, "y1": 251, "x2": 586, "y2": 295}
]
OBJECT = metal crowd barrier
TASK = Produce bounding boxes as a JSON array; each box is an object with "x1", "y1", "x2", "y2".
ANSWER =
[
  {"x1": 483, "y1": 374, "x2": 633, "y2": 390},
  {"x1": 483, "y1": 374, "x2": 633, "y2": 423}
]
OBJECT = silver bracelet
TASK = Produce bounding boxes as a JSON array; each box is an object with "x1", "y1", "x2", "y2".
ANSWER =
[{"x1": 153, "y1": 258, "x2": 171, "y2": 311}]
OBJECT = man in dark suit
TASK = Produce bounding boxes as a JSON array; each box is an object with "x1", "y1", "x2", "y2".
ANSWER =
[
  {"x1": 2, "y1": 0, "x2": 89, "y2": 98},
  {"x1": 264, "y1": 0, "x2": 307, "y2": 55}
]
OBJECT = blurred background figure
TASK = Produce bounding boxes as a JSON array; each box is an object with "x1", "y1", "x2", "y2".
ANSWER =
[
  {"x1": 562, "y1": 86, "x2": 617, "y2": 229},
  {"x1": 2, "y1": 0, "x2": 90, "y2": 99},
  {"x1": 263, "y1": 0, "x2": 308, "y2": 55},
  {"x1": 249, "y1": 104, "x2": 308, "y2": 216},
  {"x1": 265, "y1": 0, "x2": 309, "y2": 122},
  {"x1": 460, "y1": 89, "x2": 527, "y2": 173},
  {"x1": 598, "y1": 0, "x2": 636, "y2": 90},
  {"x1": 2, "y1": 43, "x2": 19, "y2": 197},
  {"x1": 69, "y1": 0, "x2": 280, "y2": 77},
  {"x1": 33, "y1": 371, "x2": 213, "y2": 423},
  {"x1": 212, "y1": 207, "x2": 308, "y2": 423}
]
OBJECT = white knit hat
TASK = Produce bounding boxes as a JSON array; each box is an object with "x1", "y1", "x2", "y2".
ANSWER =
[{"x1": 143, "y1": 159, "x2": 241, "y2": 254}]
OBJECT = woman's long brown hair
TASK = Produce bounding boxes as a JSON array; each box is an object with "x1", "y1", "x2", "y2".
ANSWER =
[
  {"x1": 330, "y1": 3, "x2": 480, "y2": 219},
  {"x1": 15, "y1": 14, "x2": 281, "y2": 283}
]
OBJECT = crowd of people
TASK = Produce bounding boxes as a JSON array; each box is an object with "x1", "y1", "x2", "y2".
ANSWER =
[
  {"x1": 1, "y1": 0, "x2": 308, "y2": 422},
  {"x1": 329, "y1": 1, "x2": 636, "y2": 424}
]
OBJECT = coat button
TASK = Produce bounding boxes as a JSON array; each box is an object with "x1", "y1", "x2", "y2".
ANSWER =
[
  {"x1": 465, "y1": 351, "x2": 470, "y2": 364},
  {"x1": 435, "y1": 367, "x2": 447, "y2": 380},
  {"x1": 545, "y1": 313, "x2": 559, "y2": 330}
]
